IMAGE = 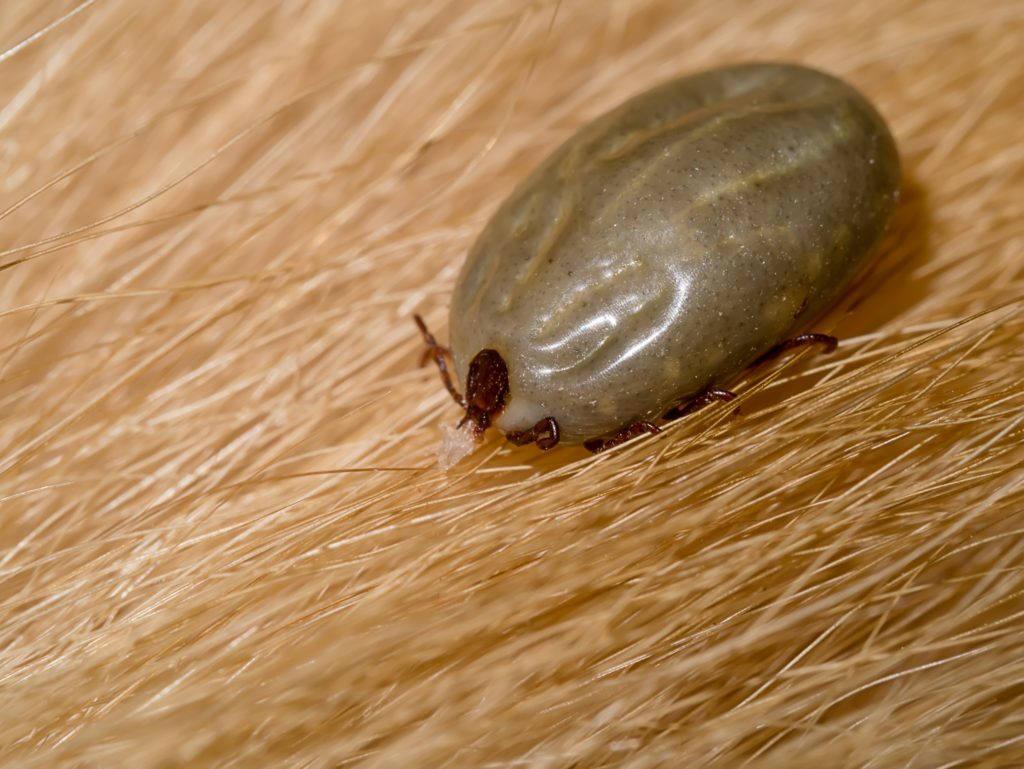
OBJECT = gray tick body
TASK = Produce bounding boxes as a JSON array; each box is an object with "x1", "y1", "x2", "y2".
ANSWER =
[{"x1": 419, "y1": 62, "x2": 900, "y2": 451}]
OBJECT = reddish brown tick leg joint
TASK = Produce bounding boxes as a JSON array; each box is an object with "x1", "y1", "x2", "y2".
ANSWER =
[
  {"x1": 756, "y1": 333, "x2": 839, "y2": 364},
  {"x1": 663, "y1": 388, "x2": 738, "y2": 421},
  {"x1": 414, "y1": 314, "x2": 465, "y2": 409},
  {"x1": 506, "y1": 417, "x2": 561, "y2": 450},
  {"x1": 583, "y1": 422, "x2": 661, "y2": 454}
]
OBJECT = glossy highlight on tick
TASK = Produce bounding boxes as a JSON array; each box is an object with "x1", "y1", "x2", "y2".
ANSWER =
[{"x1": 416, "y1": 62, "x2": 901, "y2": 455}]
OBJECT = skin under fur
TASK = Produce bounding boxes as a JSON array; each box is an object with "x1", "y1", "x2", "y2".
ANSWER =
[{"x1": 0, "y1": 1, "x2": 1022, "y2": 766}]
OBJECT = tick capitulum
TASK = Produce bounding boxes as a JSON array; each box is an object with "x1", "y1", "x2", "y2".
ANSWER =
[{"x1": 416, "y1": 314, "x2": 540, "y2": 446}]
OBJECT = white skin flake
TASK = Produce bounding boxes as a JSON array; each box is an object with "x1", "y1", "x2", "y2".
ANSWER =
[{"x1": 437, "y1": 421, "x2": 478, "y2": 470}]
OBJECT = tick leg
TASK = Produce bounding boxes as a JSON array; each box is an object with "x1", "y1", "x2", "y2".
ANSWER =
[
  {"x1": 413, "y1": 314, "x2": 466, "y2": 408},
  {"x1": 419, "y1": 344, "x2": 451, "y2": 368},
  {"x1": 506, "y1": 417, "x2": 561, "y2": 450},
  {"x1": 663, "y1": 387, "x2": 737, "y2": 421},
  {"x1": 757, "y1": 333, "x2": 838, "y2": 364},
  {"x1": 583, "y1": 421, "x2": 660, "y2": 454}
]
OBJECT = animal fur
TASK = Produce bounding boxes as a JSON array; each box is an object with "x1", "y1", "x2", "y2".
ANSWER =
[{"x1": 0, "y1": 1, "x2": 1022, "y2": 766}]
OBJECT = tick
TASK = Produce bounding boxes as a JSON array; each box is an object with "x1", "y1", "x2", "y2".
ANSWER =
[{"x1": 416, "y1": 62, "x2": 900, "y2": 454}]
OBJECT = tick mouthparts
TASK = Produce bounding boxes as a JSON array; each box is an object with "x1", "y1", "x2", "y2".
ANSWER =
[
  {"x1": 463, "y1": 348, "x2": 510, "y2": 434},
  {"x1": 446, "y1": 349, "x2": 509, "y2": 469}
]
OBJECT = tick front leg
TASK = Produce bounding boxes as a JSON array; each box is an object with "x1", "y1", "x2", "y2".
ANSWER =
[
  {"x1": 413, "y1": 314, "x2": 466, "y2": 408},
  {"x1": 506, "y1": 417, "x2": 560, "y2": 450},
  {"x1": 419, "y1": 343, "x2": 450, "y2": 368},
  {"x1": 583, "y1": 421, "x2": 660, "y2": 454},
  {"x1": 757, "y1": 333, "x2": 838, "y2": 364},
  {"x1": 663, "y1": 387, "x2": 737, "y2": 421}
]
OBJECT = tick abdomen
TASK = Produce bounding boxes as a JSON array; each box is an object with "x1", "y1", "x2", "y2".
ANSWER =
[{"x1": 450, "y1": 63, "x2": 900, "y2": 443}]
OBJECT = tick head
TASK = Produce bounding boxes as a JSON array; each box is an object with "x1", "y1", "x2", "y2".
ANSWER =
[{"x1": 462, "y1": 349, "x2": 509, "y2": 434}]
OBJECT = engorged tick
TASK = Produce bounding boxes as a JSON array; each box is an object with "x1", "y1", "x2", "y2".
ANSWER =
[{"x1": 415, "y1": 62, "x2": 901, "y2": 455}]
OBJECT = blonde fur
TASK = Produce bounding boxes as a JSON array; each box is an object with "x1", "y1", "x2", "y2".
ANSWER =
[{"x1": 1, "y1": 1, "x2": 1023, "y2": 766}]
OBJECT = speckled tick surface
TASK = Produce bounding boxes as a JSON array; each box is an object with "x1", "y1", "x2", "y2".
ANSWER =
[{"x1": 448, "y1": 62, "x2": 901, "y2": 444}]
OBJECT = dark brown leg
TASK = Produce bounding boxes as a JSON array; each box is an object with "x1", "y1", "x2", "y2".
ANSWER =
[
  {"x1": 506, "y1": 417, "x2": 560, "y2": 450},
  {"x1": 663, "y1": 387, "x2": 737, "y2": 421},
  {"x1": 583, "y1": 421, "x2": 660, "y2": 454},
  {"x1": 757, "y1": 333, "x2": 838, "y2": 364},
  {"x1": 413, "y1": 314, "x2": 465, "y2": 408}
]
